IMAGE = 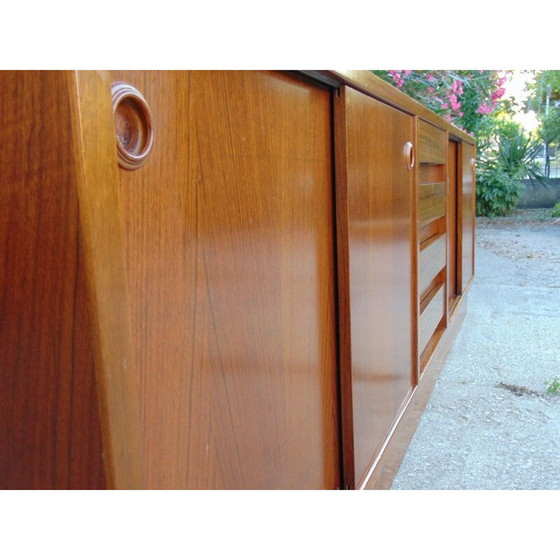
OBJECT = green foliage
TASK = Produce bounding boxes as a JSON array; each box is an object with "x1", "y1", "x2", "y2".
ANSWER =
[
  {"x1": 545, "y1": 377, "x2": 560, "y2": 395},
  {"x1": 496, "y1": 126, "x2": 543, "y2": 179},
  {"x1": 524, "y1": 71, "x2": 560, "y2": 177},
  {"x1": 551, "y1": 202, "x2": 560, "y2": 217},
  {"x1": 476, "y1": 124, "x2": 546, "y2": 217},
  {"x1": 539, "y1": 109, "x2": 560, "y2": 145},
  {"x1": 476, "y1": 169, "x2": 520, "y2": 217},
  {"x1": 476, "y1": 166, "x2": 523, "y2": 217},
  {"x1": 525, "y1": 70, "x2": 560, "y2": 114}
]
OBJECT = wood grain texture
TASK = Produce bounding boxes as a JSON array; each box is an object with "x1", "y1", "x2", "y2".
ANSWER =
[
  {"x1": 340, "y1": 87, "x2": 415, "y2": 488},
  {"x1": 71, "y1": 71, "x2": 145, "y2": 489},
  {"x1": 460, "y1": 142, "x2": 476, "y2": 291},
  {"x1": 109, "y1": 71, "x2": 340, "y2": 489},
  {"x1": 0, "y1": 69, "x2": 476, "y2": 490},
  {"x1": 418, "y1": 120, "x2": 446, "y2": 164},
  {"x1": 0, "y1": 71, "x2": 106, "y2": 489},
  {"x1": 333, "y1": 87, "x2": 356, "y2": 488},
  {"x1": 419, "y1": 234, "x2": 447, "y2": 300},
  {"x1": 419, "y1": 283, "x2": 445, "y2": 355},
  {"x1": 419, "y1": 220, "x2": 442, "y2": 246},
  {"x1": 411, "y1": 118, "x2": 420, "y2": 392},
  {"x1": 419, "y1": 163, "x2": 446, "y2": 184},
  {"x1": 447, "y1": 140, "x2": 459, "y2": 311},
  {"x1": 418, "y1": 182, "x2": 446, "y2": 228}
]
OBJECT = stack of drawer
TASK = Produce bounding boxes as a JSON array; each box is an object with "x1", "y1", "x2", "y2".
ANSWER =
[{"x1": 417, "y1": 120, "x2": 447, "y2": 370}]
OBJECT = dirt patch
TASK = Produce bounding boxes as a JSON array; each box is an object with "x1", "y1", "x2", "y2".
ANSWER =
[
  {"x1": 477, "y1": 208, "x2": 560, "y2": 227},
  {"x1": 495, "y1": 381, "x2": 543, "y2": 398},
  {"x1": 475, "y1": 210, "x2": 560, "y2": 285},
  {"x1": 476, "y1": 236, "x2": 553, "y2": 261}
]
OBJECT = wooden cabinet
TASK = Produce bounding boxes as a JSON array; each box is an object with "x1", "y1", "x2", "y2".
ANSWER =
[{"x1": 0, "y1": 70, "x2": 476, "y2": 489}]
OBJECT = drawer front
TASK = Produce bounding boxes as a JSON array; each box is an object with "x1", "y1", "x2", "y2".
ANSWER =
[
  {"x1": 418, "y1": 182, "x2": 446, "y2": 228},
  {"x1": 419, "y1": 283, "x2": 445, "y2": 355},
  {"x1": 418, "y1": 120, "x2": 446, "y2": 164},
  {"x1": 419, "y1": 233, "x2": 446, "y2": 300}
]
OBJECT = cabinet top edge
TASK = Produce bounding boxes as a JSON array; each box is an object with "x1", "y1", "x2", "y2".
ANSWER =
[{"x1": 303, "y1": 70, "x2": 475, "y2": 144}]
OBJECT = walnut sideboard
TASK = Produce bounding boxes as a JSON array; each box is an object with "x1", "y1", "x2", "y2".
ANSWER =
[{"x1": 0, "y1": 71, "x2": 475, "y2": 489}]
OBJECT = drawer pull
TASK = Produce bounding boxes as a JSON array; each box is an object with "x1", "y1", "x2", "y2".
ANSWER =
[{"x1": 111, "y1": 83, "x2": 154, "y2": 170}]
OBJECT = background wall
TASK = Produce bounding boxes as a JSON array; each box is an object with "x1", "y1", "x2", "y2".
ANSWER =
[{"x1": 517, "y1": 178, "x2": 560, "y2": 208}]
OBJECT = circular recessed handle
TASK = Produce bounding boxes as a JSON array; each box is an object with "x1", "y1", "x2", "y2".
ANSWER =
[
  {"x1": 403, "y1": 141, "x2": 415, "y2": 170},
  {"x1": 111, "y1": 83, "x2": 154, "y2": 170}
]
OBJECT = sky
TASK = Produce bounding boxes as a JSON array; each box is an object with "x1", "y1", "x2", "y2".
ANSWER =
[{"x1": 506, "y1": 70, "x2": 540, "y2": 133}]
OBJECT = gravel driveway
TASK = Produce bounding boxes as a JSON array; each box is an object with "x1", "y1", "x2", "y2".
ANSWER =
[{"x1": 392, "y1": 209, "x2": 560, "y2": 490}]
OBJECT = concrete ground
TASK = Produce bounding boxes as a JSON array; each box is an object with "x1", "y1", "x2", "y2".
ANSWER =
[{"x1": 392, "y1": 209, "x2": 560, "y2": 490}]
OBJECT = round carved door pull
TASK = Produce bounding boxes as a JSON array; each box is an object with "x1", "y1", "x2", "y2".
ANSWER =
[{"x1": 111, "y1": 83, "x2": 154, "y2": 170}]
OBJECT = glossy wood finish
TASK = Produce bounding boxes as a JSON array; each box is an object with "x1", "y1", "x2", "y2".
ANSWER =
[
  {"x1": 0, "y1": 69, "x2": 478, "y2": 490},
  {"x1": 460, "y1": 142, "x2": 476, "y2": 291},
  {"x1": 333, "y1": 87, "x2": 355, "y2": 488},
  {"x1": 418, "y1": 120, "x2": 446, "y2": 164},
  {"x1": 71, "y1": 72, "x2": 145, "y2": 489},
  {"x1": 0, "y1": 72, "x2": 106, "y2": 489},
  {"x1": 419, "y1": 234, "x2": 447, "y2": 300},
  {"x1": 419, "y1": 163, "x2": 446, "y2": 184},
  {"x1": 447, "y1": 139, "x2": 459, "y2": 310},
  {"x1": 338, "y1": 86, "x2": 415, "y2": 488},
  {"x1": 106, "y1": 71, "x2": 340, "y2": 489},
  {"x1": 416, "y1": 117, "x2": 449, "y2": 375},
  {"x1": 419, "y1": 284, "x2": 445, "y2": 355},
  {"x1": 419, "y1": 183, "x2": 446, "y2": 228}
]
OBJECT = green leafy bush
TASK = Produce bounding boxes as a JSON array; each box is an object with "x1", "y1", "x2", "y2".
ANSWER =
[
  {"x1": 476, "y1": 124, "x2": 545, "y2": 217},
  {"x1": 552, "y1": 202, "x2": 560, "y2": 217},
  {"x1": 476, "y1": 166, "x2": 524, "y2": 217}
]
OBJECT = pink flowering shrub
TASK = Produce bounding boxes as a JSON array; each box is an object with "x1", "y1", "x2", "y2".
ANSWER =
[
  {"x1": 371, "y1": 70, "x2": 509, "y2": 135},
  {"x1": 477, "y1": 103, "x2": 494, "y2": 115}
]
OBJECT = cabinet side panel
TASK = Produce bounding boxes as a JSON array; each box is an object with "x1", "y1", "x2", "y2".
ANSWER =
[
  {"x1": 111, "y1": 71, "x2": 340, "y2": 489},
  {"x1": 344, "y1": 88, "x2": 415, "y2": 485},
  {"x1": 0, "y1": 71, "x2": 106, "y2": 489}
]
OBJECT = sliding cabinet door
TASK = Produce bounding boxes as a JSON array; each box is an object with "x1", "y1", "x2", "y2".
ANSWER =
[
  {"x1": 337, "y1": 87, "x2": 415, "y2": 488},
  {"x1": 77, "y1": 71, "x2": 341, "y2": 489}
]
